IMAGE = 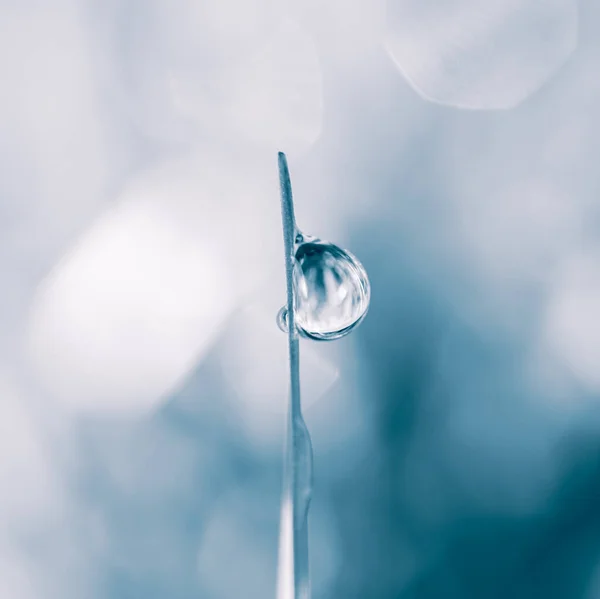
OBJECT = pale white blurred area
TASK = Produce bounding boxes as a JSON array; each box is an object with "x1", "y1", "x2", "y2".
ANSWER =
[
  {"x1": 0, "y1": 379, "x2": 65, "y2": 558},
  {"x1": 0, "y1": 4, "x2": 112, "y2": 229},
  {"x1": 0, "y1": 2, "x2": 122, "y2": 361},
  {"x1": 385, "y1": 0, "x2": 578, "y2": 109},
  {"x1": 171, "y1": 18, "x2": 323, "y2": 158},
  {"x1": 288, "y1": 0, "x2": 386, "y2": 66},
  {"x1": 110, "y1": 0, "x2": 323, "y2": 157},
  {"x1": 0, "y1": 550, "x2": 38, "y2": 599},
  {"x1": 0, "y1": 377, "x2": 105, "y2": 599},
  {"x1": 27, "y1": 197, "x2": 233, "y2": 414},
  {"x1": 149, "y1": 0, "x2": 282, "y2": 70},
  {"x1": 109, "y1": 0, "x2": 284, "y2": 143},
  {"x1": 26, "y1": 146, "x2": 286, "y2": 414}
]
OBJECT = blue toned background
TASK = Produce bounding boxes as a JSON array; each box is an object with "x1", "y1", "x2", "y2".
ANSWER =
[{"x1": 1, "y1": 0, "x2": 600, "y2": 597}]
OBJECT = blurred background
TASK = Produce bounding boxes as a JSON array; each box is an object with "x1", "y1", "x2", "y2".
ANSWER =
[{"x1": 2, "y1": 0, "x2": 600, "y2": 597}]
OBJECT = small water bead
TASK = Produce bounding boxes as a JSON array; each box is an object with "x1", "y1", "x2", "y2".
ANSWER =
[
  {"x1": 276, "y1": 305, "x2": 289, "y2": 333},
  {"x1": 277, "y1": 238, "x2": 370, "y2": 341}
]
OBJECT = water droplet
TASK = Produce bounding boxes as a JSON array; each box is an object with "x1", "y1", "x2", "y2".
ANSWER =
[
  {"x1": 277, "y1": 239, "x2": 370, "y2": 341},
  {"x1": 277, "y1": 305, "x2": 290, "y2": 334}
]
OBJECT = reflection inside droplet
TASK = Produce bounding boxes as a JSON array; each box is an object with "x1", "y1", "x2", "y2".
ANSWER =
[{"x1": 277, "y1": 239, "x2": 370, "y2": 341}]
